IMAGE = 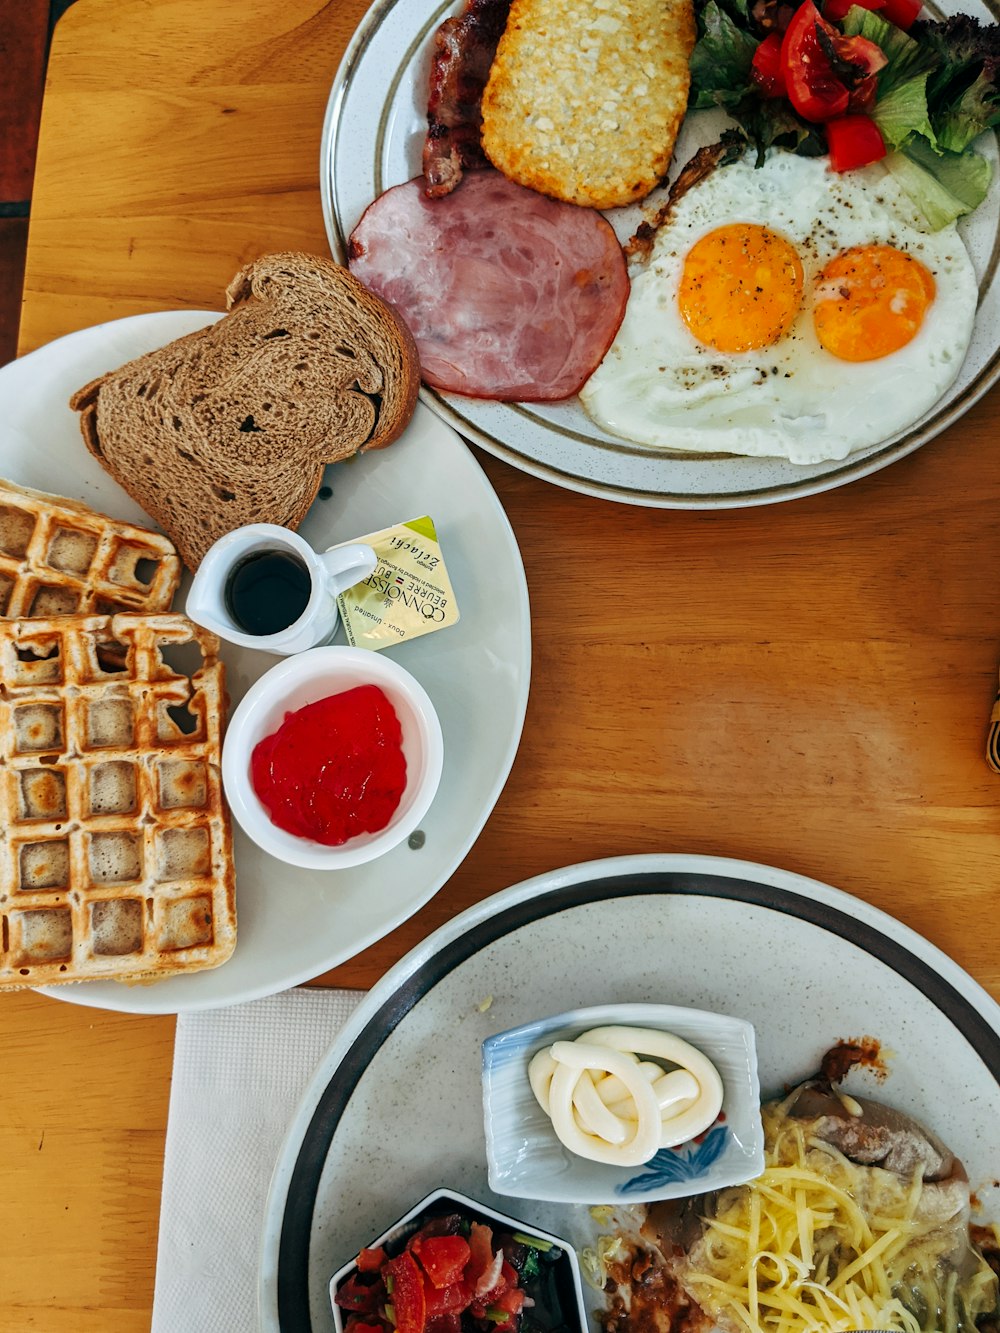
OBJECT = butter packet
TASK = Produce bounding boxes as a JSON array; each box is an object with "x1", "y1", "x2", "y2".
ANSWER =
[{"x1": 336, "y1": 516, "x2": 460, "y2": 651}]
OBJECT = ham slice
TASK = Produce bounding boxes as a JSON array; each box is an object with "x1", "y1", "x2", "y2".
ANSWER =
[{"x1": 347, "y1": 171, "x2": 629, "y2": 402}]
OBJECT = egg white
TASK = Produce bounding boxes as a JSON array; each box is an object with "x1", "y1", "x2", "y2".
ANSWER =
[{"x1": 579, "y1": 151, "x2": 978, "y2": 465}]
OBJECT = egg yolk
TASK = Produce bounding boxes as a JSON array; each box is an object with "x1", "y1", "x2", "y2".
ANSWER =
[
  {"x1": 813, "y1": 245, "x2": 936, "y2": 362},
  {"x1": 678, "y1": 223, "x2": 805, "y2": 354}
]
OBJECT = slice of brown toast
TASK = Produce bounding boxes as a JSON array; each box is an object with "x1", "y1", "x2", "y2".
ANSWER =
[{"x1": 70, "y1": 253, "x2": 420, "y2": 569}]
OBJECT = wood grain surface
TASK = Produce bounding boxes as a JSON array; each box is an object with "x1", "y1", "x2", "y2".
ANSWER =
[{"x1": 5, "y1": 0, "x2": 1000, "y2": 1327}]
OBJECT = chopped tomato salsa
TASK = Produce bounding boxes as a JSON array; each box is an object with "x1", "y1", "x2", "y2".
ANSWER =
[{"x1": 335, "y1": 1209, "x2": 562, "y2": 1333}]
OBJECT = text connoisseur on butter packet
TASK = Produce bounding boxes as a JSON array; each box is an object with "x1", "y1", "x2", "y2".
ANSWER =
[{"x1": 335, "y1": 516, "x2": 459, "y2": 651}]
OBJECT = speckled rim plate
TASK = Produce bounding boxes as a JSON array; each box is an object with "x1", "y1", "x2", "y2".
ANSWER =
[
  {"x1": 257, "y1": 852, "x2": 1000, "y2": 1331},
  {"x1": 321, "y1": 0, "x2": 1000, "y2": 508},
  {"x1": 0, "y1": 311, "x2": 530, "y2": 1014}
]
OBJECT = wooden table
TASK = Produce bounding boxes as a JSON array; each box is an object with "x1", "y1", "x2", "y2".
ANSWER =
[{"x1": 4, "y1": 0, "x2": 1000, "y2": 1326}]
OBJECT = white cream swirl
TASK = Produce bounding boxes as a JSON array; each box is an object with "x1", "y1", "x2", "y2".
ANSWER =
[{"x1": 527, "y1": 1024, "x2": 724, "y2": 1167}]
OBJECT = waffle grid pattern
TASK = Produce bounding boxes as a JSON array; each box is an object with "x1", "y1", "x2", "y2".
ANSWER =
[
  {"x1": 0, "y1": 477, "x2": 181, "y2": 618},
  {"x1": 0, "y1": 613, "x2": 235, "y2": 986}
]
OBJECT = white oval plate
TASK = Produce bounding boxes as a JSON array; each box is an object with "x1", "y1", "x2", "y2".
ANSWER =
[
  {"x1": 0, "y1": 311, "x2": 530, "y2": 1013},
  {"x1": 321, "y1": 0, "x2": 1000, "y2": 507},
  {"x1": 257, "y1": 852, "x2": 1000, "y2": 1331}
]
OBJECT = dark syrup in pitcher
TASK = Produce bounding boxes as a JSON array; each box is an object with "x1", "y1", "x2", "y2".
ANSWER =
[{"x1": 225, "y1": 549, "x2": 312, "y2": 636}]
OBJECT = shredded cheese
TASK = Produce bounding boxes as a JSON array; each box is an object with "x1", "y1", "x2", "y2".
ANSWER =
[{"x1": 676, "y1": 1100, "x2": 999, "y2": 1333}]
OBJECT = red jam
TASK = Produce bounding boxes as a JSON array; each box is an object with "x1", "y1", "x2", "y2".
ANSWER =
[{"x1": 251, "y1": 684, "x2": 407, "y2": 846}]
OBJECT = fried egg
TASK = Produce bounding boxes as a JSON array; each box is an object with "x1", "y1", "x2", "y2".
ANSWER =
[{"x1": 579, "y1": 151, "x2": 978, "y2": 464}]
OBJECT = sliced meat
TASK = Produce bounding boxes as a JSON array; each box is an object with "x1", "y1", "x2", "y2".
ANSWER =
[
  {"x1": 348, "y1": 171, "x2": 629, "y2": 401},
  {"x1": 423, "y1": 0, "x2": 511, "y2": 198},
  {"x1": 788, "y1": 1085, "x2": 965, "y2": 1184}
]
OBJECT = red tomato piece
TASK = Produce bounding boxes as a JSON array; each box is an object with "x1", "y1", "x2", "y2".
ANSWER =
[
  {"x1": 470, "y1": 1255, "x2": 514, "y2": 1319},
  {"x1": 425, "y1": 1317, "x2": 462, "y2": 1333},
  {"x1": 336, "y1": 1275, "x2": 385, "y2": 1315},
  {"x1": 465, "y1": 1223, "x2": 494, "y2": 1276},
  {"x1": 826, "y1": 113, "x2": 887, "y2": 169},
  {"x1": 385, "y1": 1252, "x2": 427, "y2": 1333},
  {"x1": 346, "y1": 1323, "x2": 388, "y2": 1333},
  {"x1": 781, "y1": 2, "x2": 888, "y2": 122},
  {"x1": 423, "y1": 1280, "x2": 473, "y2": 1317},
  {"x1": 843, "y1": 32, "x2": 888, "y2": 76},
  {"x1": 485, "y1": 1292, "x2": 525, "y2": 1333},
  {"x1": 465, "y1": 1222, "x2": 504, "y2": 1300},
  {"x1": 751, "y1": 33, "x2": 787, "y2": 97},
  {"x1": 408, "y1": 1217, "x2": 457, "y2": 1245},
  {"x1": 781, "y1": 2, "x2": 851, "y2": 120},
  {"x1": 491, "y1": 1289, "x2": 525, "y2": 1316},
  {"x1": 880, "y1": 0, "x2": 920, "y2": 26},
  {"x1": 358, "y1": 1247, "x2": 388, "y2": 1273},
  {"x1": 413, "y1": 1235, "x2": 472, "y2": 1288}
]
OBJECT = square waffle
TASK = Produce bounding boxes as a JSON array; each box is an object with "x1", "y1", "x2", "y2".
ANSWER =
[
  {"x1": 0, "y1": 477, "x2": 181, "y2": 618},
  {"x1": 0, "y1": 613, "x2": 236, "y2": 986}
]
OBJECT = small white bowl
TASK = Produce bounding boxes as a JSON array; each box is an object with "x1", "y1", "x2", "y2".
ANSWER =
[
  {"x1": 222, "y1": 646, "x2": 444, "y2": 869},
  {"x1": 482, "y1": 1002, "x2": 764, "y2": 1205},
  {"x1": 329, "y1": 1187, "x2": 589, "y2": 1333}
]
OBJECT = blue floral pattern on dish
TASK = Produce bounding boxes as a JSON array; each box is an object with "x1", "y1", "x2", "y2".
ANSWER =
[{"x1": 617, "y1": 1123, "x2": 729, "y2": 1195}]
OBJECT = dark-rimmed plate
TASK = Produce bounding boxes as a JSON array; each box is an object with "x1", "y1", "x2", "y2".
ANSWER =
[
  {"x1": 320, "y1": 0, "x2": 1000, "y2": 508},
  {"x1": 257, "y1": 853, "x2": 1000, "y2": 1330}
]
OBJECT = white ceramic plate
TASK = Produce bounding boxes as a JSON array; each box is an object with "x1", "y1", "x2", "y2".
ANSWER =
[
  {"x1": 321, "y1": 0, "x2": 1000, "y2": 508},
  {"x1": 258, "y1": 852, "x2": 1000, "y2": 1332},
  {"x1": 0, "y1": 311, "x2": 530, "y2": 1014}
]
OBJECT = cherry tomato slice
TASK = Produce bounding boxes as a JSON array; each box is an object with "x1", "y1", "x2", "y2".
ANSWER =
[
  {"x1": 843, "y1": 32, "x2": 889, "y2": 76},
  {"x1": 781, "y1": 2, "x2": 887, "y2": 122},
  {"x1": 826, "y1": 113, "x2": 887, "y2": 170},
  {"x1": 781, "y1": 2, "x2": 851, "y2": 120},
  {"x1": 880, "y1": 0, "x2": 921, "y2": 26},
  {"x1": 752, "y1": 33, "x2": 788, "y2": 97}
]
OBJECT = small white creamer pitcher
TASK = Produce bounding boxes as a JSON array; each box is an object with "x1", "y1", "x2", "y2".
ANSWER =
[{"x1": 186, "y1": 523, "x2": 377, "y2": 656}]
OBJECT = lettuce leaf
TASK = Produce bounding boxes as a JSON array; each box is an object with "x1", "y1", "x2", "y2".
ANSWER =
[
  {"x1": 841, "y1": 6, "x2": 936, "y2": 95},
  {"x1": 872, "y1": 72, "x2": 936, "y2": 150},
  {"x1": 933, "y1": 68, "x2": 1000, "y2": 152},
  {"x1": 915, "y1": 14, "x2": 1000, "y2": 108},
  {"x1": 689, "y1": 1, "x2": 824, "y2": 159},
  {"x1": 689, "y1": 0, "x2": 758, "y2": 109},
  {"x1": 884, "y1": 133, "x2": 992, "y2": 229}
]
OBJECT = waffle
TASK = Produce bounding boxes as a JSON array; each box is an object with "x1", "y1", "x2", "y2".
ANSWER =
[
  {"x1": 0, "y1": 477, "x2": 181, "y2": 618},
  {"x1": 0, "y1": 613, "x2": 236, "y2": 986}
]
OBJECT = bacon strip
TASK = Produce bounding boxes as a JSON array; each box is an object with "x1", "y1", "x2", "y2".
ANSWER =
[{"x1": 422, "y1": 0, "x2": 511, "y2": 199}]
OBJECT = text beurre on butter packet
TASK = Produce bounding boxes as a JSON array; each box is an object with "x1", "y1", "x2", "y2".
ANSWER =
[{"x1": 336, "y1": 516, "x2": 460, "y2": 651}]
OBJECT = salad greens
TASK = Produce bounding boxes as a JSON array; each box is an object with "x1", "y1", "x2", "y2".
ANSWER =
[
  {"x1": 689, "y1": 0, "x2": 1000, "y2": 226},
  {"x1": 689, "y1": 1, "x2": 826, "y2": 160}
]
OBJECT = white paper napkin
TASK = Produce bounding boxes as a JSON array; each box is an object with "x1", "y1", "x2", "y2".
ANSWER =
[{"x1": 151, "y1": 985, "x2": 364, "y2": 1333}]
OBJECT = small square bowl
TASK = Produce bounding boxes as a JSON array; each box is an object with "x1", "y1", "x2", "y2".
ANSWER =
[
  {"x1": 482, "y1": 1003, "x2": 764, "y2": 1205},
  {"x1": 329, "y1": 1187, "x2": 588, "y2": 1333}
]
